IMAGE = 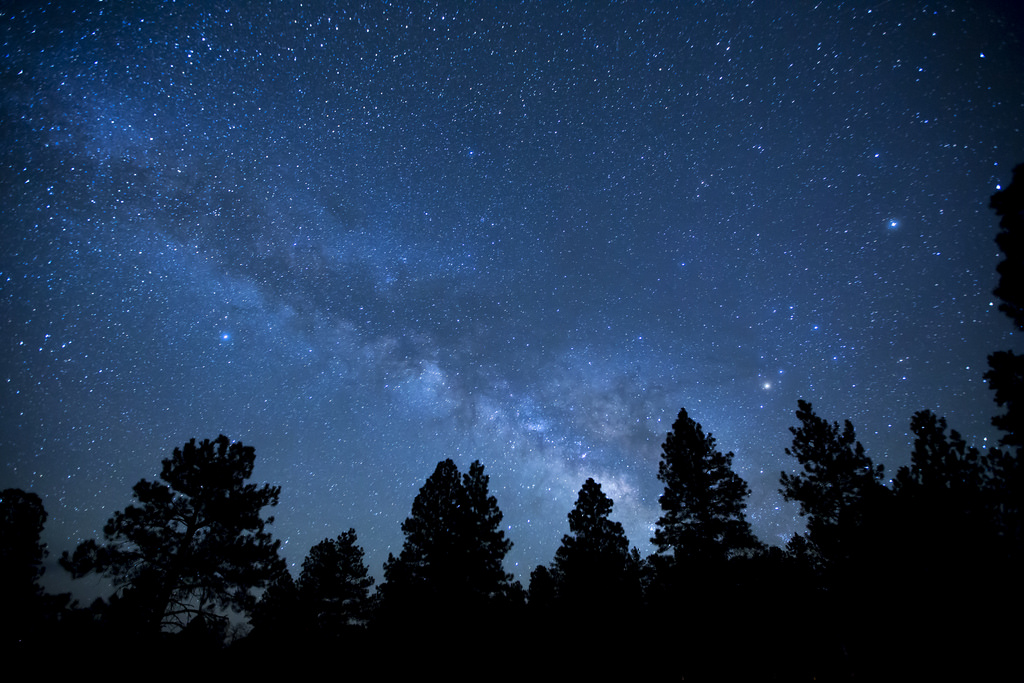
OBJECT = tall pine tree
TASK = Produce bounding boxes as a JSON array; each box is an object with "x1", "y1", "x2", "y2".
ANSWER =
[
  {"x1": 297, "y1": 529, "x2": 374, "y2": 631},
  {"x1": 550, "y1": 478, "x2": 634, "y2": 609},
  {"x1": 459, "y1": 460, "x2": 514, "y2": 598},
  {"x1": 652, "y1": 407, "x2": 761, "y2": 566},
  {"x1": 984, "y1": 164, "x2": 1023, "y2": 553},
  {"x1": 528, "y1": 478, "x2": 642, "y2": 680},
  {"x1": 1, "y1": 488, "x2": 61, "y2": 647},
  {"x1": 779, "y1": 401, "x2": 886, "y2": 570},
  {"x1": 380, "y1": 459, "x2": 513, "y2": 619}
]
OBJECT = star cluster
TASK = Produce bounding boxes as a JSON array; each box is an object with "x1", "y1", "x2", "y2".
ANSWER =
[{"x1": 2, "y1": 1, "x2": 1021, "y2": 588}]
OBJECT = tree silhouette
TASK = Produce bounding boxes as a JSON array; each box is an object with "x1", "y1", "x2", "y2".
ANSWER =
[
  {"x1": 526, "y1": 564, "x2": 557, "y2": 611},
  {"x1": 894, "y1": 411, "x2": 984, "y2": 502},
  {"x1": 889, "y1": 411, "x2": 995, "y2": 582},
  {"x1": 459, "y1": 460, "x2": 515, "y2": 597},
  {"x1": 776, "y1": 402, "x2": 894, "y2": 678},
  {"x1": 1, "y1": 488, "x2": 65, "y2": 650},
  {"x1": 379, "y1": 458, "x2": 513, "y2": 622},
  {"x1": 986, "y1": 163, "x2": 1024, "y2": 451},
  {"x1": 989, "y1": 164, "x2": 1024, "y2": 332},
  {"x1": 60, "y1": 436, "x2": 285, "y2": 636},
  {"x1": 779, "y1": 400, "x2": 886, "y2": 570},
  {"x1": 875, "y1": 410, "x2": 1021, "y2": 679},
  {"x1": 960, "y1": 163, "x2": 1024, "y2": 679},
  {"x1": 521, "y1": 478, "x2": 642, "y2": 678},
  {"x1": 380, "y1": 458, "x2": 462, "y2": 609},
  {"x1": 249, "y1": 568, "x2": 300, "y2": 639},
  {"x1": 1, "y1": 488, "x2": 48, "y2": 602},
  {"x1": 651, "y1": 407, "x2": 761, "y2": 566},
  {"x1": 983, "y1": 164, "x2": 1024, "y2": 565},
  {"x1": 550, "y1": 478, "x2": 634, "y2": 609},
  {"x1": 297, "y1": 529, "x2": 374, "y2": 632}
]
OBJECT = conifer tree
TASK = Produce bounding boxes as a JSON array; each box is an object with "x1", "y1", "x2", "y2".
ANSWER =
[
  {"x1": 889, "y1": 410, "x2": 999, "y2": 568},
  {"x1": 298, "y1": 529, "x2": 374, "y2": 631},
  {"x1": 986, "y1": 163, "x2": 1024, "y2": 450},
  {"x1": 984, "y1": 165, "x2": 1023, "y2": 551},
  {"x1": 779, "y1": 401, "x2": 886, "y2": 569},
  {"x1": 652, "y1": 407, "x2": 760, "y2": 566},
  {"x1": 551, "y1": 478, "x2": 632, "y2": 607},
  {"x1": 527, "y1": 564, "x2": 557, "y2": 610},
  {"x1": 1, "y1": 489, "x2": 48, "y2": 603},
  {"x1": 460, "y1": 460, "x2": 514, "y2": 597},
  {"x1": 249, "y1": 569, "x2": 300, "y2": 639},
  {"x1": 1, "y1": 488, "x2": 61, "y2": 645},
  {"x1": 893, "y1": 411, "x2": 984, "y2": 500},
  {"x1": 61, "y1": 436, "x2": 285, "y2": 635},
  {"x1": 380, "y1": 459, "x2": 512, "y2": 615}
]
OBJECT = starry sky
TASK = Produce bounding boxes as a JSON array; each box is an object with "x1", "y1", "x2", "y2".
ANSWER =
[{"x1": 3, "y1": 1, "x2": 1022, "y2": 593}]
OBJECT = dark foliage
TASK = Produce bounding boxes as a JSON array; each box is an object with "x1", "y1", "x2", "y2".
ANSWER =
[
  {"x1": 652, "y1": 407, "x2": 762, "y2": 565},
  {"x1": 60, "y1": 436, "x2": 285, "y2": 636},
  {"x1": 297, "y1": 530, "x2": 374, "y2": 631},
  {"x1": 0, "y1": 488, "x2": 71, "y2": 651},
  {"x1": 986, "y1": 163, "x2": 1024, "y2": 450},
  {"x1": 989, "y1": 164, "x2": 1024, "y2": 333},
  {"x1": 523, "y1": 478, "x2": 646, "y2": 679},
  {"x1": 779, "y1": 400, "x2": 887, "y2": 570},
  {"x1": 540, "y1": 477, "x2": 641, "y2": 623},
  {"x1": 1, "y1": 488, "x2": 48, "y2": 601},
  {"x1": 982, "y1": 165, "x2": 1024, "y2": 585},
  {"x1": 526, "y1": 563, "x2": 556, "y2": 611},
  {"x1": 245, "y1": 530, "x2": 374, "y2": 663},
  {"x1": 379, "y1": 458, "x2": 514, "y2": 629},
  {"x1": 641, "y1": 410, "x2": 772, "y2": 679},
  {"x1": 550, "y1": 478, "x2": 632, "y2": 598},
  {"x1": 248, "y1": 568, "x2": 300, "y2": 639}
]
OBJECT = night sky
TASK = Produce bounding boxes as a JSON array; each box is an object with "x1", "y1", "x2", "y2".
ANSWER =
[{"x1": 3, "y1": 1, "x2": 1022, "y2": 594}]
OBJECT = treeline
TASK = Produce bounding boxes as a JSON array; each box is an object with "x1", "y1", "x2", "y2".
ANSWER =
[{"x1": 3, "y1": 167, "x2": 1022, "y2": 679}]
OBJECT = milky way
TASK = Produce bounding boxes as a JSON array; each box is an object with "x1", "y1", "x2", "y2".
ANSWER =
[{"x1": 2, "y1": 1, "x2": 1022, "y2": 591}]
